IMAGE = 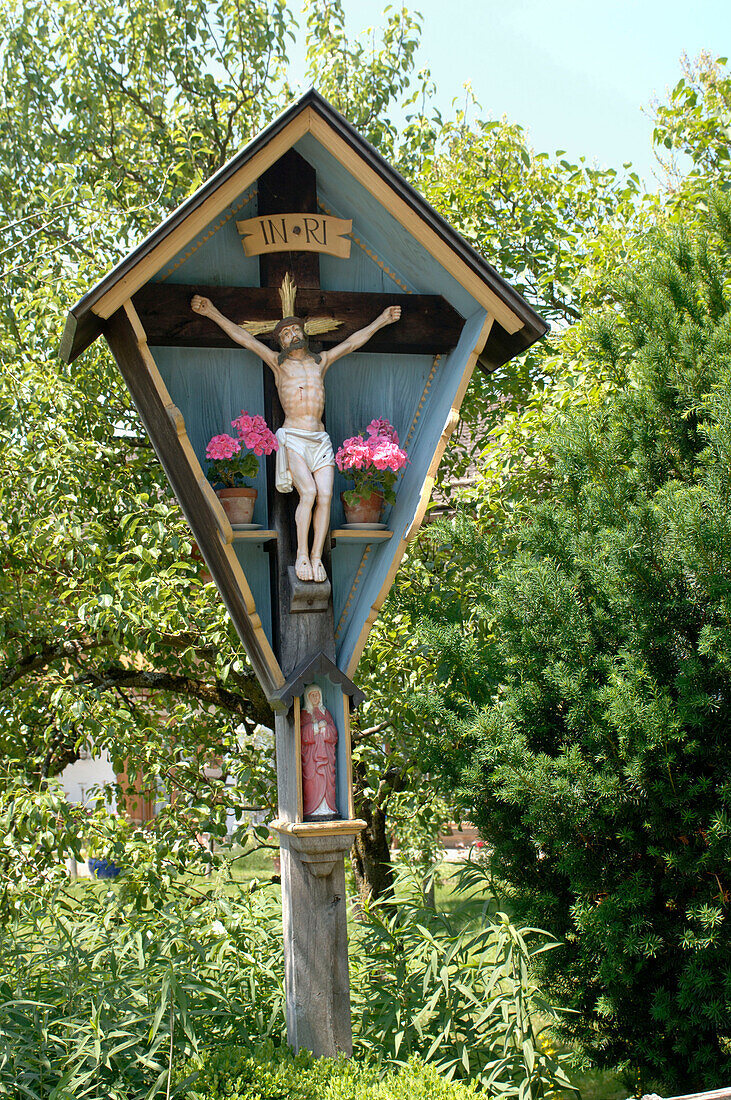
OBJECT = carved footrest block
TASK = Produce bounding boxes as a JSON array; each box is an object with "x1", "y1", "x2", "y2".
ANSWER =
[{"x1": 288, "y1": 566, "x2": 331, "y2": 613}]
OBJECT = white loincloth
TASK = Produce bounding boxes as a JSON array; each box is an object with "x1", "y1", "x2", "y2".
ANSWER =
[{"x1": 275, "y1": 427, "x2": 334, "y2": 493}]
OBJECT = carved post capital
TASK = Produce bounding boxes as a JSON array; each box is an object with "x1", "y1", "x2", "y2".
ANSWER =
[{"x1": 270, "y1": 820, "x2": 366, "y2": 877}]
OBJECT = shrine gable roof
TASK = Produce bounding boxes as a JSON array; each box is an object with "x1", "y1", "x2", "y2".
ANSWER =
[
  {"x1": 60, "y1": 89, "x2": 547, "y2": 367},
  {"x1": 272, "y1": 652, "x2": 365, "y2": 712}
]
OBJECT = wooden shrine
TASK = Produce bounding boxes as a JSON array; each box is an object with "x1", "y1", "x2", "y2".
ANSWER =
[{"x1": 61, "y1": 89, "x2": 547, "y2": 1057}]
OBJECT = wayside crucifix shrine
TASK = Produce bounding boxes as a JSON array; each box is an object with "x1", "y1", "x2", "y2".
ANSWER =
[{"x1": 61, "y1": 90, "x2": 547, "y2": 1057}]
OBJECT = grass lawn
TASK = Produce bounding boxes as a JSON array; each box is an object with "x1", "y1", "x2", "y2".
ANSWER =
[
  {"x1": 224, "y1": 841, "x2": 281, "y2": 884},
  {"x1": 571, "y1": 1068, "x2": 628, "y2": 1100}
]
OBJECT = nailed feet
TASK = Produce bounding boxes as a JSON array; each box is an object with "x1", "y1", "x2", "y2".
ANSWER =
[
  {"x1": 310, "y1": 557, "x2": 327, "y2": 583},
  {"x1": 295, "y1": 553, "x2": 314, "y2": 582},
  {"x1": 294, "y1": 553, "x2": 328, "y2": 583}
]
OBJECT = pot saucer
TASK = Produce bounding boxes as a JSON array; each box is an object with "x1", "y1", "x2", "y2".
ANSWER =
[{"x1": 341, "y1": 523, "x2": 387, "y2": 530}]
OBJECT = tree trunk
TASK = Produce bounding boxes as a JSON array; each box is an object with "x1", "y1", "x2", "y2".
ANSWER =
[
  {"x1": 350, "y1": 797, "x2": 395, "y2": 906},
  {"x1": 350, "y1": 762, "x2": 406, "y2": 905}
]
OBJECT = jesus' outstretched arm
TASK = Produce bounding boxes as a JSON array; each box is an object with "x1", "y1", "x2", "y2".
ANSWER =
[
  {"x1": 321, "y1": 304, "x2": 401, "y2": 374},
  {"x1": 191, "y1": 295, "x2": 279, "y2": 370}
]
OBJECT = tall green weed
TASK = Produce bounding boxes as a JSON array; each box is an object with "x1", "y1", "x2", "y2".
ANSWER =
[
  {"x1": 0, "y1": 881, "x2": 284, "y2": 1099},
  {"x1": 0, "y1": 862, "x2": 575, "y2": 1098},
  {"x1": 351, "y1": 864, "x2": 575, "y2": 1097}
]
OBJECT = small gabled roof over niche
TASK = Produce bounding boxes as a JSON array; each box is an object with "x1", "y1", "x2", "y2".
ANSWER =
[{"x1": 272, "y1": 651, "x2": 365, "y2": 712}]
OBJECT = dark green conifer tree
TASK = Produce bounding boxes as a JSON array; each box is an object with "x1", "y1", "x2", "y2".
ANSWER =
[{"x1": 405, "y1": 192, "x2": 731, "y2": 1090}]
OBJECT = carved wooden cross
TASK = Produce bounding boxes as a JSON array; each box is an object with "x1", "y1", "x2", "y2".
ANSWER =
[{"x1": 63, "y1": 86, "x2": 546, "y2": 1062}]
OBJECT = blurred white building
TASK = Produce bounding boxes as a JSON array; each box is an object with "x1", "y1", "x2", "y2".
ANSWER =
[{"x1": 59, "y1": 747, "x2": 117, "y2": 810}]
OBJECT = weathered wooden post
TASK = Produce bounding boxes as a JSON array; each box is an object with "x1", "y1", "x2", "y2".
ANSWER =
[{"x1": 60, "y1": 89, "x2": 547, "y2": 1056}]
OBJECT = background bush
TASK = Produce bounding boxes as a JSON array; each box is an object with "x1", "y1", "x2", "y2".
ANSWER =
[
  {"x1": 182, "y1": 1044, "x2": 480, "y2": 1100},
  {"x1": 406, "y1": 194, "x2": 731, "y2": 1092}
]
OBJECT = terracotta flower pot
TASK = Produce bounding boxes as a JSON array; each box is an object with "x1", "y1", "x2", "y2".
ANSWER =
[
  {"x1": 341, "y1": 490, "x2": 384, "y2": 525},
  {"x1": 216, "y1": 486, "x2": 257, "y2": 524}
]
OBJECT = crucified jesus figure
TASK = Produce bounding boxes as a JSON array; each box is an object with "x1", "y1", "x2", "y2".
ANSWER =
[{"x1": 191, "y1": 293, "x2": 401, "y2": 582}]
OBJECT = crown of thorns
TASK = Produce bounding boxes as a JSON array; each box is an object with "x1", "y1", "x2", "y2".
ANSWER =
[
  {"x1": 272, "y1": 316, "x2": 305, "y2": 341},
  {"x1": 240, "y1": 274, "x2": 342, "y2": 341}
]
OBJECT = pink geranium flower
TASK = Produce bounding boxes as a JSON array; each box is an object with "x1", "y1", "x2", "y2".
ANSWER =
[
  {"x1": 205, "y1": 412, "x2": 277, "y2": 489},
  {"x1": 206, "y1": 434, "x2": 241, "y2": 461},
  {"x1": 231, "y1": 411, "x2": 278, "y2": 456},
  {"x1": 366, "y1": 418, "x2": 400, "y2": 445},
  {"x1": 336, "y1": 436, "x2": 373, "y2": 472},
  {"x1": 370, "y1": 439, "x2": 408, "y2": 472},
  {"x1": 336, "y1": 417, "x2": 408, "y2": 509}
]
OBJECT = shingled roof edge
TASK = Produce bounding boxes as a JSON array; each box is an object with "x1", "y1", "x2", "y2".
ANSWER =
[{"x1": 60, "y1": 89, "x2": 548, "y2": 365}]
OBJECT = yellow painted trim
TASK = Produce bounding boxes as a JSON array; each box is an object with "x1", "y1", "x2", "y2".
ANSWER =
[
  {"x1": 92, "y1": 111, "x2": 313, "y2": 320},
  {"x1": 404, "y1": 354, "x2": 440, "y2": 451},
  {"x1": 343, "y1": 697, "x2": 355, "y2": 820},
  {"x1": 334, "y1": 544, "x2": 372, "y2": 640},
  {"x1": 308, "y1": 114, "x2": 522, "y2": 334},
  {"x1": 334, "y1": 355, "x2": 440, "y2": 643},
  {"x1": 294, "y1": 696, "x2": 303, "y2": 822},
  {"x1": 160, "y1": 187, "x2": 258, "y2": 281},
  {"x1": 96, "y1": 108, "x2": 521, "y2": 331},
  {"x1": 121, "y1": 301, "x2": 283, "y2": 686},
  {"x1": 318, "y1": 201, "x2": 413, "y2": 294},
  {"x1": 197, "y1": 475, "x2": 233, "y2": 544},
  {"x1": 345, "y1": 313, "x2": 496, "y2": 678},
  {"x1": 270, "y1": 818, "x2": 367, "y2": 838}
]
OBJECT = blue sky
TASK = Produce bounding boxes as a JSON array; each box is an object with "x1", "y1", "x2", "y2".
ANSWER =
[{"x1": 290, "y1": 0, "x2": 729, "y2": 185}]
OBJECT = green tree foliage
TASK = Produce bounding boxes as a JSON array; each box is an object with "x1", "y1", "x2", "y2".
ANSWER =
[
  {"x1": 651, "y1": 52, "x2": 731, "y2": 192},
  {"x1": 361, "y1": 53, "x2": 731, "y2": 914},
  {"x1": 0, "y1": 0, "x2": 307, "y2": 856},
  {"x1": 304, "y1": 0, "x2": 431, "y2": 161},
  {"x1": 432, "y1": 53, "x2": 731, "y2": 528},
  {"x1": 412, "y1": 110, "x2": 643, "y2": 483},
  {"x1": 0, "y1": 0, "x2": 651, "y2": 901},
  {"x1": 347, "y1": 71, "x2": 657, "y2": 903},
  {"x1": 401, "y1": 194, "x2": 731, "y2": 1090},
  {"x1": 424, "y1": 111, "x2": 641, "y2": 328},
  {"x1": 0, "y1": 0, "x2": 294, "y2": 256},
  {"x1": 0, "y1": 0, "x2": 442, "y2": 881}
]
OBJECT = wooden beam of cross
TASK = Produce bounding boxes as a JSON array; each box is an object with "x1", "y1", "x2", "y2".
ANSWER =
[
  {"x1": 131, "y1": 283, "x2": 464, "y2": 357},
  {"x1": 258, "y1": 149, "x2": 359, "y2": 1058}
]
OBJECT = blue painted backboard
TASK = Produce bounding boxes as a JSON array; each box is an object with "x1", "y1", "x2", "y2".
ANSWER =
[{"x1": 147, "y1": 136, "x2": 491, "y2": 678}]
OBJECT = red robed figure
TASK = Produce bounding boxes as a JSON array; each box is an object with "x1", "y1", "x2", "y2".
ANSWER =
[{"x1": 300, "y1": 684, "x2": 338, "y2": 817}]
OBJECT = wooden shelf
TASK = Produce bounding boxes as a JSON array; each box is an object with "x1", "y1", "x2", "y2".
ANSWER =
[
  {"x1": 331, "y1": 528, "x2": 393, "y2": 545},
  {"x1": 270, "y1": 818, "x2": 367, "y2": 838},
  {"x1": 231, "y1": 529, "x2": 277, "y2": 543},
  {"x1": 230, "y1": 528, "x2": 393, "y2": 546}
]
